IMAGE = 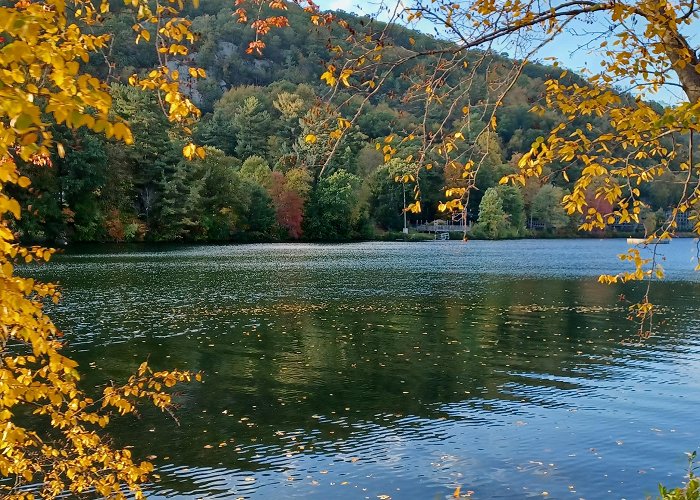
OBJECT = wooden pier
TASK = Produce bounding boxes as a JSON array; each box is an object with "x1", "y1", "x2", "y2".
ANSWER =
[{"x1": 413, "y1": 222, "x2": 470, "y2": 234}]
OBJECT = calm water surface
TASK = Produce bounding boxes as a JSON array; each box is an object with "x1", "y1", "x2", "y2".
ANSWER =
[{"x1": 33, "y1": 239, "x2": 700, "y2": 499}]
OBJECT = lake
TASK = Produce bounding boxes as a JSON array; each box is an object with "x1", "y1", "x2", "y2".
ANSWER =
[{"x1": 33, "y1": 239, "x2": 700, "y2": 499}]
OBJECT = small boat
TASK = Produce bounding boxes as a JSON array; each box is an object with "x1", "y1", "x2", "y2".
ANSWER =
[{"x1": 626, "y1": 237, "x2": 670, "y2": 245}]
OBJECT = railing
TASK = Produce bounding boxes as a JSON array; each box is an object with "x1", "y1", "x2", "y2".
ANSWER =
[
  {"x1": 527, "y1": 220, "x2": 546, "y2": 230},
  {"x1": 413, "y1": 222, "x2": 470, "y2": 233},
  {"x1": 527, "y1": 219, "x2": 643, "y2": 231}
]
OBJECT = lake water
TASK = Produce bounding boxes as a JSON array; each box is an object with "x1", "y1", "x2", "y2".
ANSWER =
[{"x1": 33, "y1": 239, "x2": 700, "y2": 499}]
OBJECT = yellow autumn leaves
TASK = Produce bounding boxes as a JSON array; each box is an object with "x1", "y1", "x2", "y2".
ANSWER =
[
  {"x1": 320, "y1": 64, "x2": 355, "y2": 87},
  {"x1": 0, "y1": 1, "x2": 203, "y2": 498},
  {"x1": 183, "y1": 143, "x2": 207, "y2": 160}
]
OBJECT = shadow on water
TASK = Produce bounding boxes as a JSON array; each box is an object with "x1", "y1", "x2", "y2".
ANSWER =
[{"x1": 28, "y1": 240, "x2": 700, "y2": 499}]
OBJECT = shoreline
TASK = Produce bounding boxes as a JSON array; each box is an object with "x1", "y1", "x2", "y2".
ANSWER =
[{"x1": 35, "y1": 233, "x2": 698, "y2": 254}]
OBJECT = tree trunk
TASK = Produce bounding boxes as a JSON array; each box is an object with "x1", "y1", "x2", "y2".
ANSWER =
[{"x1": 663, "y1": 30, "x2": 700, "y2": 103}]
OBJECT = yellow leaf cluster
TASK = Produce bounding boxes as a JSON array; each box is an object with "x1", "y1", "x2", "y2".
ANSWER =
[{"x1": 0, "y1": 1, "x2": 203, "y2": 498}]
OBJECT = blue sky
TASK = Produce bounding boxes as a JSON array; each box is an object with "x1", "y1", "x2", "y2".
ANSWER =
[{"x1": 314, "y1": 0, "x2": 694, "y2": 104}]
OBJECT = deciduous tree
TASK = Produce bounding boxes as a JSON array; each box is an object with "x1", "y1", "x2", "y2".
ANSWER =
[
  {"x1": 0, "y1": 0, "x2": 203, "y2": 497},
  {"x1": 531, "y1": 184, "x2": 570, "y2": 230}
]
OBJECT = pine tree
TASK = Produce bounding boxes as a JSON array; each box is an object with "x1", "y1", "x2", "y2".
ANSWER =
[{"x1": 232, "y1": 96, "x2": 272, "y2": 160}]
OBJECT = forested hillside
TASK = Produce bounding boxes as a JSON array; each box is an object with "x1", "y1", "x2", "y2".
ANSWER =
[{"x1": 12, "y1": 1, "x2": 684, "y2": 243}]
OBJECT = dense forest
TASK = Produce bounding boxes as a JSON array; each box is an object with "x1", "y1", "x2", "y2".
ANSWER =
[{"x1": 11, "y1": 1, "x2": 687, "y2": 244}]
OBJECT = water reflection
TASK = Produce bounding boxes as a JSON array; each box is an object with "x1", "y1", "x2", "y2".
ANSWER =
[{"x1": 30, "y1": 240, "x2": 700, "y2": 499}]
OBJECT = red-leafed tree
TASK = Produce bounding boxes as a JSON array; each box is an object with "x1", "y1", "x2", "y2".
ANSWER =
[{"x1": 270, "y1": 171, "x2": 305, "y2": 239}]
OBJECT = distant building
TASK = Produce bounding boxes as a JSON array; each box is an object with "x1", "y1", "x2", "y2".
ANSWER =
[{"x1": 664, "y1": 208, "x2": 693, "y2": 231}]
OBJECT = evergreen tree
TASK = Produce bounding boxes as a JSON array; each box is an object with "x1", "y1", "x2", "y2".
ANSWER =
[
  {"x1": 109, "y1": 84, "x2": 180, "y2": 231},
  {"x1": 157, "y1": 163, "x2": 203, "y2": 240},
  {"x1": 232, "y1": 96, "x2": 272, "y2": 160},
  {"x1": 475, "y1": 187, "x2": 509, "y2": 239}
]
